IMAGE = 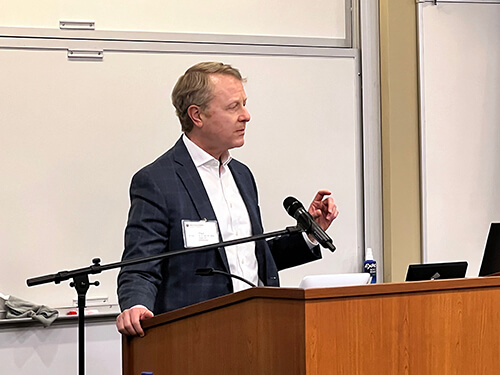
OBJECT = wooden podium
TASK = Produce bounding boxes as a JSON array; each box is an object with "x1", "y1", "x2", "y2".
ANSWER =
[{"x1": 122, "y1": 277, "x2": 500, "y2": 374}]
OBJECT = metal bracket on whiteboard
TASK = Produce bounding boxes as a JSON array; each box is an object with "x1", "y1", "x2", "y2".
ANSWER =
[
  {"x1": 59, "y1": 20, "x2": 95, "y2": 30},
  {"x1": 67, "y1": 50, "x2": 104, "y2": 61}
]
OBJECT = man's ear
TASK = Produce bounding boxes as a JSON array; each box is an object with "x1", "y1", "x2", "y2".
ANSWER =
[{"x1": 187, "y1": 105, "x2": 204, "y2": 129}]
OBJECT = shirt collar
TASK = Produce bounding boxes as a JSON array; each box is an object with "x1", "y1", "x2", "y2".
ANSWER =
[{"x1": 182, "y1": 133, "x2": 232, "y2": 168}]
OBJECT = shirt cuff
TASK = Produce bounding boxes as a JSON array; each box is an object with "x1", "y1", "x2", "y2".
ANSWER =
[
  {"x1": 302, "y1": 232, "x2": 318, "y2": 248},
  {"x1": 129, "y1": 304, "x2": 151, "y2": 311}
]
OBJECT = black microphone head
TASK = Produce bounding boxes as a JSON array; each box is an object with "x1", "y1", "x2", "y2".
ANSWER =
[{"x1": 283, "y1": 196, "x2": 304, "y2": 217}]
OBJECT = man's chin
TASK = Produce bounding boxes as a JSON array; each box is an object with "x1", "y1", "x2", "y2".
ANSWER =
[{"x1": 231, "y1": 139, "x2": 245, "y2": 149}]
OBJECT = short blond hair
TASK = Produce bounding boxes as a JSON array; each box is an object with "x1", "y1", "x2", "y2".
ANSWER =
[{"x1": 171, "y1": 62, "x2": 245, "y2": 133}]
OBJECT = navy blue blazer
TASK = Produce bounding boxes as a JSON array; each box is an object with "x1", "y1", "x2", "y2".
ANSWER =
[{"x1": 117, "y1": 137, "x2": 321, "y2": 314}]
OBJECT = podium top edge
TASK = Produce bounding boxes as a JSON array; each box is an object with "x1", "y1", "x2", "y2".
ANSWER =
[{"x1": 141, "y1": 277, "x2": 500, "y2": 330}]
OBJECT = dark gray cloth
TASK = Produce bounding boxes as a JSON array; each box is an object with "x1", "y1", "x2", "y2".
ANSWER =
[{"x1": 5, "y1": 295, "x2": 59, "y2": 327}]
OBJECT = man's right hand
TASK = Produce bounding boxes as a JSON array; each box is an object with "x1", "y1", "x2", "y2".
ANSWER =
[{"x1": 116, "y1": 306, "x2": 154, "y2": 337}]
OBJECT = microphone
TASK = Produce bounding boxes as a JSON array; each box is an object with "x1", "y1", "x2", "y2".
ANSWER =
[
  {"x1": 283, "y1": 196, "x2": 336, "y2": 252},
  {"x1": 195, "y1": 268, "x2": 256, "y2": 288}
]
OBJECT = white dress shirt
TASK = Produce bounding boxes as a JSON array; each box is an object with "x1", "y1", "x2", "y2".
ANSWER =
[{"x1": 183, "y1": 135, "x2": 258, "y2": 292}]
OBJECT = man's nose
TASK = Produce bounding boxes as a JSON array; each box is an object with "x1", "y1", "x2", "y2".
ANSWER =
[{"x1": 240, "y1": 107, "x2": 251, "y2": 122}]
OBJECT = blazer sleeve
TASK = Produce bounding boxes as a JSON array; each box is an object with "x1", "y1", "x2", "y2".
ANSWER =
[
  {"x1": 267, "y1": 231, "x2": 322, "y2": 271},
  {"x1": 117, "y1": 168, "x2": 169, "y2": 311}
]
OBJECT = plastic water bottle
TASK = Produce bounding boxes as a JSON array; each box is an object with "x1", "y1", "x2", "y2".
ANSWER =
[{"x1": 363, "y1": 248, "x2": 377, "y2": 284}]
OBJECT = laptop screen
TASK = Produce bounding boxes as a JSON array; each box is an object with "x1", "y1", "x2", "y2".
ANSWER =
[
  {"x1": 405, "y1": 261, "x2": 468, "y2": 281},
  {"x1": 478, "y1": 223, "x2": 500, "y2": 277}
]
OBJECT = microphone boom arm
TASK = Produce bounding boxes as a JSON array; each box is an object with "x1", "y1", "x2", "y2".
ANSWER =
[{"x1": 26, "y1": 226, "x2": 304, "y2": 287}]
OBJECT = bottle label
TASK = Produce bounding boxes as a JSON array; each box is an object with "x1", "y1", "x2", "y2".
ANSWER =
[{"x1": 363, "y1": 260, "x2": 377, "y2": 283}]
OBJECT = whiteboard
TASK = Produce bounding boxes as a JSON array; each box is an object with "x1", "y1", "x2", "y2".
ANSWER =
[
  {"x1": 419, "y1": 3, "x2": 500, "y2": 275},
  {"x1": 0, "y1": 42, "x2": 363, "y2": 308},
  {"x1": 0, "y1": 0, "x2": 349, "y2": 43}
]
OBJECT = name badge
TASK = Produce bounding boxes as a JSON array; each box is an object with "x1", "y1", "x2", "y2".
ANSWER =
[{"x1": 182, "y1": 220, "x2": 220, "y2": 248}]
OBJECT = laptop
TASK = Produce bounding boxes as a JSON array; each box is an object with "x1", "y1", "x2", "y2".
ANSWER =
[
  {"x1": 405, "y1": 261, "x2": 468, "y2": 281},
  {"x1": 478, "y1": 223, "x2": 500, "y2": 277}
]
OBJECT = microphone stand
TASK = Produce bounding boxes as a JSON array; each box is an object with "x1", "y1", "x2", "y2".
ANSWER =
[{"x1": 26, "y1": 225, "x2": 303, "y2": 375}]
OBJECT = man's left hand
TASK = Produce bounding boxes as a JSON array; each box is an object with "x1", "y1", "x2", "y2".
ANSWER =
[{"x1": 308, "y1": 189, "x2": 339, "y2": 231}]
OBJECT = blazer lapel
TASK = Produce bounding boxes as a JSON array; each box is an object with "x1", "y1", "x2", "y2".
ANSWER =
[
  {"x1": 172, "y1": 137, "x2": 230, "y2": 272},
  {"x1": 229, "y1": 161, "x2": 263, "y2": 235},
  {"x1": 173, "y1": 138, "x2": 215, "y2": 220}
]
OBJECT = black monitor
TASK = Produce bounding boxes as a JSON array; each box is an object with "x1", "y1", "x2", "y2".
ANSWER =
[
  {"x1": 478, "y1": 223, "x2": 500, "y2": 277},
  {"x1": 405, "y1": 261, "x2": 468, "y2": 281}
]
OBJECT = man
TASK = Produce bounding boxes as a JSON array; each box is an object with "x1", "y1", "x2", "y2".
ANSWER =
[{"x1": 116, "y1": 62, "x2": 338, "y2": 336}]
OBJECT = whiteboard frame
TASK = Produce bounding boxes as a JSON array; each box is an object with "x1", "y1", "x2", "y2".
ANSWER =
[
  {"x1": 0, "y1": 32, "x2": 357, "y2": 58},
  {"x1": 417, "y1": 3, "x2": 428, "y2": 263}
]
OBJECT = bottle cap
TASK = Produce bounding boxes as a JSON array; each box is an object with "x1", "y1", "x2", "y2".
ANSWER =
[{"x1": 365, "y1": 248, "x2": 374, "y2": 261}]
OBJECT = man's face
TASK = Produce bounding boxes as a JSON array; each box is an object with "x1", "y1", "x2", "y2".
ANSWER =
[{"x1": 198, "y1": 74, "x2": 251, "y2": 159}]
